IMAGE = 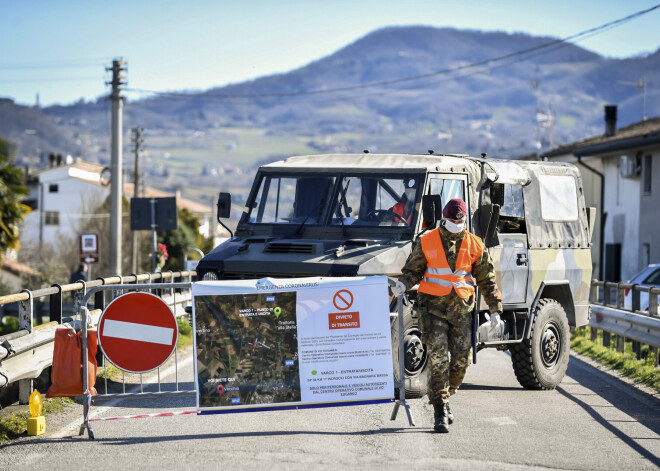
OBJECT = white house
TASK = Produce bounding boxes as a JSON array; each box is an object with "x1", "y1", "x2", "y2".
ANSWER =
[
  {"x1": 20, "y1": 159, "x2": 109, "y2": 248},
  {"x1": 20, "y1": 158, "x2": 215, "y2": 250},
  {"x1": 541, "y1": 106, "x2": 660, "y2": 282}
]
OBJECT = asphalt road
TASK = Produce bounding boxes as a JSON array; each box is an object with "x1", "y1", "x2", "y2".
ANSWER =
[{"x1": 1, "y1": 348, "x2": 658, "y2": 471}]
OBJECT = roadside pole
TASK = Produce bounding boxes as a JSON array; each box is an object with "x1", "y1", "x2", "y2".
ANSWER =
[{"x1": 108, "y1": 59, "x2": 126, "y2": 276}]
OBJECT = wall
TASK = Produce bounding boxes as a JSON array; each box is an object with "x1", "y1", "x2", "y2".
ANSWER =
[
  {"x1": 19, "y1": 167, "x2": 108, "y2": 248},
  {"x1": 639, "y1": 151, "x2": 660, "y2": 267},
  {"x1": 601, "y1": 154, "x2": 641, "y2": 281}
]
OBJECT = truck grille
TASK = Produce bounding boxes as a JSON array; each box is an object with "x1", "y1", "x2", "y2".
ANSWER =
[{"x1": 264, "y1": 243, "x2": 315, "y2": 254}]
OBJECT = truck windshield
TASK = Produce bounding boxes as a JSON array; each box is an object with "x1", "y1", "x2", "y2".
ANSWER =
[
  {"x1": 329, "y1": 175, "x2": 421, "y2": 227},
  {"x1": 248, "y1": 175, "x2": 336, "y2": 224},
  {"x1": 245, "y1": 173, "x2": 422, "y2": 227}
]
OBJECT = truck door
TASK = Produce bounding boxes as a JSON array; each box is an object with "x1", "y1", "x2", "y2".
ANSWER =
[{"x1": 489, "y1": 183, "x2": 529, "y2": 305}]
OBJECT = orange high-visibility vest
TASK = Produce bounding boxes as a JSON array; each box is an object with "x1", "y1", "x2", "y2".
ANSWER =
[
  {"x1": 392, "y1": 202, "x2": 411, "y2": 223},
  {"x1": 418, "y1": 228, "x2": 484, "y2": 299}
]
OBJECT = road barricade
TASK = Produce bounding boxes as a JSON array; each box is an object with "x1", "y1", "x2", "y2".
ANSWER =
[{"x1": 77, "y1": 277, "x2": 414, "y2": 439}]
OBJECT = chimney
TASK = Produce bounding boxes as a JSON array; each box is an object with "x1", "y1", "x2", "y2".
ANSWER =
[
  {"x1": 604, "y1": 105, "x2": 617, "y2": 137},
  {"x1": 49, "y1": 153, "x2": 55, "y2": 167},
  {"x1": 56, "y1": 154, "x2": 63, "y2": 166}
]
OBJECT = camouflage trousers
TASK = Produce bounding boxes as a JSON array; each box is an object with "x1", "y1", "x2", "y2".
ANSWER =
[{"x1": 417, "y1": 293, "x2": 473, "y2": 405}]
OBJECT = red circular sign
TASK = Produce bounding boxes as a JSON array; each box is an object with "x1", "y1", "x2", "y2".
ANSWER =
[
  {"x1": 333, "y1": 289, "x2": 354, "y2": 311},
  {"x1": 98, "y1": 292, "x2": 178, "y2": 373}
]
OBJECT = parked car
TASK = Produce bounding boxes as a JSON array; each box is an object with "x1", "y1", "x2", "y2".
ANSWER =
[{"x1": 624, "y1": 264, "x2": 660, "y2": 310}]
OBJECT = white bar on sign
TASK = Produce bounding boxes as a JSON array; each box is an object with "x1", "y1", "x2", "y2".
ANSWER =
[{"x1": 103, "y1": 319, "x2": 174, "y2": 345}]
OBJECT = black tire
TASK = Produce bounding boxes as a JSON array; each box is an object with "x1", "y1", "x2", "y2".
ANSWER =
[
  {"x1": 391, "y1": 299, "x2": 428, "y2": 398},
  {"x1": 510, "y1": 298, "x2": 570, "y2": 390}
]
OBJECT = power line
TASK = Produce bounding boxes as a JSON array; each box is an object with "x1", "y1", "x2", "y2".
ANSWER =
[
  {"x1": 0, "y1": 76, "x2": 103, "y2": 83},
  {"x1": 0, "y1": 59, "x2": 110, "y2": 71},
  {"x1": 125, "y1": 4, "x2": 660, "y2": 101}
]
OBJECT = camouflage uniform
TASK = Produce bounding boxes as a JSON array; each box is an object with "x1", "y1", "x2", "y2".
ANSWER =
[{"x1": 398, "y1": 225, "x2": 502, "y2": 404}]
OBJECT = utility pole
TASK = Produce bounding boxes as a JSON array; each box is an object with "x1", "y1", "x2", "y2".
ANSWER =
[
  {"x1": 131, "y1": 127, "x2": 143, "y2": 274},
  {"x1": 107, "y1": 59, "x2": 126, "y2": 276}
]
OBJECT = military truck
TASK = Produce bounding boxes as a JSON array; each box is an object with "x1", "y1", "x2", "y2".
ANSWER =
[{"x1": 197, "y1": 153, "x2": 594, "y2": 398}]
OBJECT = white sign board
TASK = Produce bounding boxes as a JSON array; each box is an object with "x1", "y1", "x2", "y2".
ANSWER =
[{"x1": 192, "y1": 276, "x2": 393, "y2": 414}]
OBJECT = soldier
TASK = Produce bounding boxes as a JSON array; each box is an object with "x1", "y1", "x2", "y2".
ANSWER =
[{"x1": 391, "y1": 198, "x2": 502, "y2": 433}]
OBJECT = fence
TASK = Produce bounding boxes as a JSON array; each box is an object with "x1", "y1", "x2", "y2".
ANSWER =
[
  {"x1": 0, "y1": 270, "x2": 196, "y2": 404},
  {"x1": 588, "y1": 279, "x2": 660, "y2": 365}
]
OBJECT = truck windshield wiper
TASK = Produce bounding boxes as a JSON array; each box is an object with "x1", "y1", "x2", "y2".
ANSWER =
[
  {"x1": 336, "y1": 181, "x2": 351, "y2": 236},
  {"x1": 295, "y1": 180, "x2": 333, "y2": 235}
]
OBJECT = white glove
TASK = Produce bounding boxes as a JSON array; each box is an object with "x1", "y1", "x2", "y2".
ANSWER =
[
  {"x1": 391, "y1": 281, "x2": 406, "y2": 297},
  {"x1": 490, "y1": 312, "x2": 502, "y2": 331}
]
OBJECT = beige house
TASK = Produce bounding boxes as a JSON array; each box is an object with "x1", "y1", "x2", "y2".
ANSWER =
[{"x1": 540, "y1": 107, "x2": 660, "y2": 282}]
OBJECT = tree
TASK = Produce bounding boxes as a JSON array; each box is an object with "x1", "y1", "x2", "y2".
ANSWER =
[
  {"x1": 158, "y1": 207, "x2": 212, "y2": 271},
  {"x1": 0, "y1": 137, "x2": 29, "y2": 257}
]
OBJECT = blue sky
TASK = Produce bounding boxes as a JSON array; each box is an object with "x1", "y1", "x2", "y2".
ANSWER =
[{"x1": 2, "y1": 0, "x2": 660, "y2": 106}]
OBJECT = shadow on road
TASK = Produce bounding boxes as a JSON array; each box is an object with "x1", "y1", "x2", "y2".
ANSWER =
[
  {"x1": 0, "y1": 426, "x2": 425, "y2": 449},
  {"x1": 558, "y1": 355, "x2": 660, "y2": 467}
]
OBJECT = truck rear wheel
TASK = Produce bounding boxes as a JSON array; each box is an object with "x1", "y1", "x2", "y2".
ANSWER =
[
  {"x1": 510, "y1": 298, "x2": 570, "y2": 390},
  {"x1": 391, "y1": 300, "x2": 428, "y2": 398}
]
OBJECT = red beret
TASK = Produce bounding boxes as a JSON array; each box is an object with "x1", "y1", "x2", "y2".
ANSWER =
[{"x1": 443, "y1": 198, "x2": 467, "y2": 219}]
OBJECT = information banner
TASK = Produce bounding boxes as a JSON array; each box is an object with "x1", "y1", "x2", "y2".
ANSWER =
[{"x1": 192, "y1": 276, "x2": 394, "y2": 414}]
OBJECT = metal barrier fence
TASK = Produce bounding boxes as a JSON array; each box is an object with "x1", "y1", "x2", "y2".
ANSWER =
[
  {"x1": 0, "y1": 270, "x2": 196, "y2": 404},
  {"x1": 588, "y1": 279, "x2": 660, "y2": 365},
  {"x1": 76, "y1": 279, "x2": 415, "y2": 440}
]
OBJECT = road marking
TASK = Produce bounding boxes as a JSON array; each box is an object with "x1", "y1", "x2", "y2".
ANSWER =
[
  {"x1": 103, "y1": 319, "x2": 174, "y2": 345},
  {"x1": 51, "y1": 352, "x2": 194, "y2": 438},
  {"x1": 486, "y1": 416, "x2": 517, "y2": 426}
]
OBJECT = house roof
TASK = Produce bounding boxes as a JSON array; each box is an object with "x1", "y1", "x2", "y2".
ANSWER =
[
  {"x1": 543, "y1": 116, "x2": 660, "y2": 158},
  {"x1": 32, "y1": 158, "x2": 211, "y2": 214},
  {"x1": 1, "y1": 254, "x2": 39, "y2": 276}
]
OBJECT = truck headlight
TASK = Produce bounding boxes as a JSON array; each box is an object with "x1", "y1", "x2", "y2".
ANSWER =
[{"x1": 202, "y1": 271, "x2": 219, "y2": 281}]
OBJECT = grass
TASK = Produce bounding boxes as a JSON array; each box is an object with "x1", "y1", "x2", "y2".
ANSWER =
[
  {"x1": 571, "y1": 327, "x2": 660, "y2": 393},
  {"x1": 176, "y1": 316, "x2": 193, "y2": 349},
  {"x1": 0, "y1": 397, "x2": 74, "y2": 445}
]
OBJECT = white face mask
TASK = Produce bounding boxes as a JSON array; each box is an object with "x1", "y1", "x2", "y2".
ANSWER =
[{"x1": 442, "y1": 219, "x2": 465, "y2": 233}]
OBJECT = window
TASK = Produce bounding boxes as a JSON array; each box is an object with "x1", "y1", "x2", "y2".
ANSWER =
[
  {"x1": 538, "y1": 175, "x2": 578, "y2": 221},
  {"x1": 501, "y1": 184, "x2": 524, "y2": 218},
  {"x1": 44, "y1": 211, "x2": 60, "y2": 226},
  {"x1": 23, "y1": 199, "x2": 38, "y2": 210},
  {"x1": 498, "y1": 184, "x2": 526, "y2": 233},
  {"x1": 643, "y1": 267, "x2": 660, "y2": 285},
  {"x1": 330, "y1": 175, "x2": 421, "y2": 226},
  {"x1": 643, "y1": 155, "x2": 652, "y2": 194},
  {"x1": 428, "y1": 178, "x2": 465, "y2": 208},
  {"x1": 49, "y1": 184, "x2": 58, "y2": 193},
  {"x1": 249, "y1": 176, "x2": 335, "y2": 224}
]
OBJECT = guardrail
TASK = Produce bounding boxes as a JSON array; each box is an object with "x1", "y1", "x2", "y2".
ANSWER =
[
  {"x1": 0, "y1": 270, "x2": 196, "y2": 404},
  {"x1": 588, "y1": 279, "x2": 660, "y2": 365}
]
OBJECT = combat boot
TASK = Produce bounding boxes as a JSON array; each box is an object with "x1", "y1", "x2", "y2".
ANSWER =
[
  {"x1": 446, "y1": 402, "x2": 454, "y2": 424},
  {"x1": 433, "y1": 403, "x2": 449, "y2": 433}
]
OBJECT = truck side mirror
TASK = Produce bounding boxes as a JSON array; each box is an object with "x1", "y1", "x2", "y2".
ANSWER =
[
  {"x1": 217, "y1": 192, "x2": 231, "y2": 219},
  {"x1": 480, "y1": 203, "x2": 501, "y2": 248},
  {"x1": 422, "y1": 195, "x2": 442, "y2": 228}
]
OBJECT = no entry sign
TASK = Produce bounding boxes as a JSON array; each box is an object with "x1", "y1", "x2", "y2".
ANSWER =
[{"x1": 98, "y1": 292, "x2": 178, "y2": 373}]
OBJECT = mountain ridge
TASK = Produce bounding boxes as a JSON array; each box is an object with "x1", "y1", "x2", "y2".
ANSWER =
[{"x1": 1, "y1": 26, "x2": 658, "y2": 170}]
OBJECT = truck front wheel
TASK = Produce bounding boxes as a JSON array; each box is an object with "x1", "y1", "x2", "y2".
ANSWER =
[
  {"x1": 510, "y1": 298, "x2": 570, "y2": 390},
  {"x1": 391, "y1": 300, "x2": 428, "y2": 398}
]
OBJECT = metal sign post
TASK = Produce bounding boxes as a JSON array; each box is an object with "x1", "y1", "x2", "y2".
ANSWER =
[
  {"x1": 79, "y1": 232, "x2": 100, "y2": 279},
  {"x1": 130, "y1": 197, "x2": 178, "y2": 273}
]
